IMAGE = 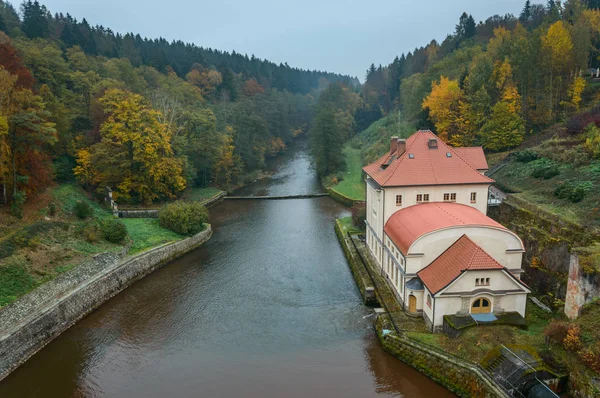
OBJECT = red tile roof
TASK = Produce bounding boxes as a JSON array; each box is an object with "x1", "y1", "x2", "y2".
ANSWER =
[
  {"x1": 417, "y1": 235, "x2": 504, "y2": 295},
  {"x1": 384, "y1": 202, "x2": 506, "y2": 254},
  {"x1": 363, "y1": 130, "x2": 493, "y2": 187},
  {"x1": 453, "y1": 147, "x2": 489, "y2": 170}
]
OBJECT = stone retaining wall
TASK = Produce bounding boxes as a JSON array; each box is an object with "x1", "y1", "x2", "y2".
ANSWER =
[
  {"x1": 0, "y1": 227, "x2": 212, "y2": 382},
  {"x1": 334, "y1": 220, "x2": 377, "y2": 305},
  {"x1": 488, "y1": 195, "x2": 597, "y2": 302},
  {"x1": 327, "y1": 187, "x2": 364, "y2": 207},
  {"x1": 375, "y1": 315, "x2": 509, "y2": 398},
  {"x1": 119, "y1": 209, "x2": 159, "y2": 218}
]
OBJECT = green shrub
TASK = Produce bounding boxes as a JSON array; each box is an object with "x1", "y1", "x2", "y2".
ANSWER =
[
  {"x1": 100, "y1": 219, "x2": 128, "y2": 243},
  {"x1": 0, "y1": 263, "x2": 35, "y2": 306},
  {"x1": 531, "y1": 165, "x2": 560, "y2": 179},
  {"x1": 555, "y1": 181, "x2": 593, "y2": 203},
  {"x1": 83, "y1": 224, "x2": 101, "y2": 243},
  {"x1": 514, "y1": 149, "x2": 539, "y2": 163},
  {"x1": 159, "y1": 201, "x2": 208, "y2": 235},
  {"x1": 585, "y1": 123, "x2": 600, "y2": 159},
  {"x1": 74, "y1": 200, "x2": 94, "y2": 219}
]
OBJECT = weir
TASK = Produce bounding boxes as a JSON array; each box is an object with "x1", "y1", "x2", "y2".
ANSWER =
[{"x1": 224, "y1": 193, "x2": 329, "y2": 200}]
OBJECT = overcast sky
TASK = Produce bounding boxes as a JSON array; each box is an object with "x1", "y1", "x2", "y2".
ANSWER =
[{"x1": 9, "y1": 0, "x2": 544, "y2": 80}]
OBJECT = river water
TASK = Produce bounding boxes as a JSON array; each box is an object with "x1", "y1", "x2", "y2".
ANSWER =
[{"x1": 0, "y1": 140, "x2": 454, "y2": 397}]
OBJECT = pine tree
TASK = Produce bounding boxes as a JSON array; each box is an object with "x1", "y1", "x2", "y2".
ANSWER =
[
  {"x1": 20, "y1": 1, "x2": 50, "y2": 39},
  {"x1": 456, "y1": 12, "x2": 476, "y2": 40},
  {"x1": 546, "y1": 0, "x2": 561, "y2": 21},
  {"x1": 519, "y1": 0, "x2": 532, "y2": 24}
]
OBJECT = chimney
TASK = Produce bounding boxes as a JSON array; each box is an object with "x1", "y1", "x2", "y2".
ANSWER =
[
  {"x1": 390, "y1": 136, "x2": 398, "y2": 153},
  {"x1": 397, "y1": 139, "x2": 406, "y2": 156},
  {"x1": 428, "y1": 138, "x2": 438, "y2": 149}
]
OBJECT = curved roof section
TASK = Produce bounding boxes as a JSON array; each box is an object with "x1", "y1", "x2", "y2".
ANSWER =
[
  {"x1": 384, "y1": 202, "x2": 508, "y2": 254},
  {"x1": 363, "y1": 130, "x2": 493, "y2": 187}
]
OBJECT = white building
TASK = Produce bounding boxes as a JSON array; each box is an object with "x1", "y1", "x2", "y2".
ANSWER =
[{"x1": 363, "y1": 130, "x2": 529, "y2": 332}]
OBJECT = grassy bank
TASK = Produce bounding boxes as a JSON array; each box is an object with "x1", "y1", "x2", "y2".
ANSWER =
[
  {"x1": 329, "y1": 145, "x2": 366, "y2": 201},
  {"x1": 0, "y1": 184, "x2": 185, "y2": 307}
]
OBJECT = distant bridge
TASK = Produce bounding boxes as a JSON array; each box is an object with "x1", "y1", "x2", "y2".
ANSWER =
[{"x1": 224, "y1": 193, "x2": 330, "y2": 200}]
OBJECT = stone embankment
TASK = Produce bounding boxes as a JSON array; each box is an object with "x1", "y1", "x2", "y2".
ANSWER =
[{"x1": 0, "y1": 227, "x2": 212, "y2": 382}]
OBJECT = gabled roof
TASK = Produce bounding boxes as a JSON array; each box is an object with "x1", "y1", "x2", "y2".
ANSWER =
[
  {"x1": 363, "y1": 130, "x2": 494, "y2": 187},
  {"x1": 384, "y1": 202, "x2": 507, "y2": 254},
  {"x1": 417, "y1": 235, "x2": 504, "y2": 295},
  {"x1": 453, "y1": 147, "x2": 489, "y2": 170}
]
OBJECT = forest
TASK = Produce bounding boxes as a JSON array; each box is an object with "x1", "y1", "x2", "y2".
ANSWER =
[
  {"x1": 0, "y1": 0, "x2": 357, "y2": 214},
  {"x1": 311, "y1": 0, "x2": 600, "y2": 181}
]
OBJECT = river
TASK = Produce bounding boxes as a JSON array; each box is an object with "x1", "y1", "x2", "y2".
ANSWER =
[{"x1": 0, "y1": 140, "x2": 454, "y2": 397}]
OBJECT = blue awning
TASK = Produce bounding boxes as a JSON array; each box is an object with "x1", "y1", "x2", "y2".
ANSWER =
[
  {"x1": 406, "y1": 278, "x2": 424, "y2": 291},
  {"x1": 471, "y1": 313, "x2": 498, "y2": 323}
]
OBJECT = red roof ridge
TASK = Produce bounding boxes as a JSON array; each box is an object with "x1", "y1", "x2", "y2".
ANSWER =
[{"x1": 417, "y1": 234, "x2": 505, "y2": 294}]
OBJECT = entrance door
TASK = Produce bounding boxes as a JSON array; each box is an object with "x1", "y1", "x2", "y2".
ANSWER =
[
  {"x1": 408, "y1": 295, "x2": 417, "y2": 313},
  {"x1": 471, "y1": 298, "x2": 491, "y2": 314}
]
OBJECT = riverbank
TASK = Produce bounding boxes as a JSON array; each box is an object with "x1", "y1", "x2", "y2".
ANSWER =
[{"x1": 0, "y1": 226, "x2": 212, "y2": 382}]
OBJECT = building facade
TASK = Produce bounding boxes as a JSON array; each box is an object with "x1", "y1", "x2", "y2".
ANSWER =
[{"x1": 363, "y1": 130, "x2": 529, "y2": 332}]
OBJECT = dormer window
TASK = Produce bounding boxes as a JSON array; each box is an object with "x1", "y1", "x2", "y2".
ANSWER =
[
  {"x1": 408, "y1": 153, "x2": 415, "y2": 159},
  {"x1": 446, "y1": 152, "x2": 452, "y2": 158},
  {"x1": 428, "y1": 138, "x2": 438, "y2": 149}
]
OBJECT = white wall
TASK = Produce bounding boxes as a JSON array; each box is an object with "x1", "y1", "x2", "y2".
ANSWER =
[
  {"x1": 407, "y1": 226, "x2": 524, "y2": 274},
  {"x1": 444, "y1": 269, "x2": 525, "y2": 294},
  {"x1": 382, "y1": 184, "x2": 490, "y2": 223},
  {"x1": 433, "y1": 296, "x2": 463, "y2": 327},
  {"x1": 501, "y1": 293, "x2": 528, "y2": 317}
]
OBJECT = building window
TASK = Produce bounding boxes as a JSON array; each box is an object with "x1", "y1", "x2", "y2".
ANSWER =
[
  {"x1": 427, "y1": 294, "x2": 432, "y2": 308},
  {"x1": 444, "y1": 193, "x2": 456, "y2": 202},
  {"x1": 417, "y1": 194, "x2": 429, "y2": 203},
  {"x1": 416, "y1": 194, "x2": 422, "y2": 202},
  {"x1": 471, "y1": 192, "x2": 477, "y2": 203},
  {"x1": 475, "y1": 278, "x2": 490, "y2": 286},
  {"x1": 396, "y1": 195, "x2": 402, "y2": 206},
  {"x1": 423, "y1": 194, "x2": 429, "y2": 202}
]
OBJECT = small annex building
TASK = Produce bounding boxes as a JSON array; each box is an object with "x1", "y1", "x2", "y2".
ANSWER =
[{"x1": 363, "y1": 130, "x2": 529, "y2": 332}]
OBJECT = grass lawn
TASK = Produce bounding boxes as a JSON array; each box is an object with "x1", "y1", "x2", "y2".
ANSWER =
[
  {"x1": 0, "y1": 184, "x2": 188, "y2": 306},
  {"x1": 121, "y1": 218, "x2": 184, "y2": 254},
  {"x1": 337, "y1": 216, "x2": 362, "y2": 235},
  {"x1": 331, "y1": 145, "x2": 365, "y2": 201}
]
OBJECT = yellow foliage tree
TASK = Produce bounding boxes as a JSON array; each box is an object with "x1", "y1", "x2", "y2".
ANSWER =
[
  {"x1": 74, "y1": 89, "x2": 186, "y2": 203},
  {"x1": 212, "y1": 126, "x2": 243, "y2": 188},
  {"x1": 422, "y1": 76, "x2": 465, "y2": 145}
]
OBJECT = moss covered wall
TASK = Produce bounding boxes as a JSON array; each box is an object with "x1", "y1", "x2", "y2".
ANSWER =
[
  {"x1": 375, "y1": 316, "x2": 509, "y2": 398},
  {"x1": 334, "y1": 220, "x2": 377, "y2": 305},
  {"x1": 488, "y1": 196, "x2": 597, "y2": 302}
]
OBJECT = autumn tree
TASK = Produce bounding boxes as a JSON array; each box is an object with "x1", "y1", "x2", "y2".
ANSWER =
[
  {"x1": 0, "y1": 67, "x2": 57, "y2": 209},
  {"x1": 480, "y1": 60, "x2": 525, "y2": 150},
  {"x1": 542, "y1": 21, "x2": 574, "y2": 115},
  {"x1": 212, "y1": 127, "x2": 243, "y2": 188},
  {"x1": 74, "y1": 89, "x2": 186, "y2": 203},
  {"x1": 422, "y1": 76, "x2": 465, "y2": 145}
]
